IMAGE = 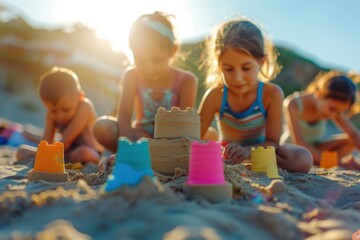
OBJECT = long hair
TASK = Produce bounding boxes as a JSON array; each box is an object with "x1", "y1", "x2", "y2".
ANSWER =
[
  {"x1": 202, "y1": 17, "x2": 281, "y2": 89},
  {"x1": 307, "y1": 70, "x2": 360, "y2": 115}
]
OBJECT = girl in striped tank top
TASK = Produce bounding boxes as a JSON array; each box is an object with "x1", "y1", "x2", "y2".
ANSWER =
[{"x1": 198, "y1": 18, "x2": 313, "y2": 173}]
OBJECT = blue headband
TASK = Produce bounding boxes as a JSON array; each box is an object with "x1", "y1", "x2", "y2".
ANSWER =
[{"x1": 143, "y1": 18, "x2": 174, "y2": 42}]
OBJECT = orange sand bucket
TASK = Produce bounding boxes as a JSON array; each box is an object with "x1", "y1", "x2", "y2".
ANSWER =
[
  {"x1": 320, "y1": 151, "x2": 338, "y2": 169},
  {"x1": 34, "y1": 141, "x2": 65, "y2": 172},
  {"x1": 28, "y1": 141, "x2": 69, "y2": 182}
]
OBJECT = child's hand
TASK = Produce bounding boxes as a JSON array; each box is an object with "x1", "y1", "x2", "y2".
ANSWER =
[
  {"x1": 223, "y1": 143, "x2": 250, "y2": 164},
  {"x1": 339, "y1": 154, "x2": 360, "y2": 171}
]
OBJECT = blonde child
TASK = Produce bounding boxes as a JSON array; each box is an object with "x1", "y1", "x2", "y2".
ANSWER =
[
  {"x1": 198, "y1": 17, "x2": 313, "y2": 173},
  {"x1": 17, "y1": 67, "x2": 104, "y2": 164},
  {"x1": 282, "y1": 70, "x2": 360, "y2": 168},
  {"x1": 93, "y1": 12, "x2": 198, "y2": 168}
]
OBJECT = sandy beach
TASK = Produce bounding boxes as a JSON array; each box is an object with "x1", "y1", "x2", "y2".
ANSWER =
[{"x1": 1, "y1": 145, "x2": 360, "y2": 240}]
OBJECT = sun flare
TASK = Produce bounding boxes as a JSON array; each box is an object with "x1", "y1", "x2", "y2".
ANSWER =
[{"x1": 51, "y1": 0, "x2": 194, "y2": 58}]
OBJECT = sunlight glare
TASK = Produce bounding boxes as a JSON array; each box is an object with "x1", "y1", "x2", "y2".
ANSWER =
[{"x1": 51, "y1": 0, "x2": 194, "y2": 60}]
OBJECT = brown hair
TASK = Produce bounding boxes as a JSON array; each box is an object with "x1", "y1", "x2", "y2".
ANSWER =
[
  {"x1": 129, "y1": 11, "x2": 178, "y2": 54},
  {"x1": 203, "y1": 17, "x2": 281, "y2": 88},
  {"x1": 307, "y1": 70, "x2": 360, "y2": 115},
  {"x1": 307, "y1": 70, "x2": 357, "y2": 105},
  {"x1": 38, "y1": 67, "x2": 82, "y2": 103}
]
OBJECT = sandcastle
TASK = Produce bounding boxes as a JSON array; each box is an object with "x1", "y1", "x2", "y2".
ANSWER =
[
  {"x1": 27, "y1": 141, "x2": 69, "y2": 182},
  {"x1": 149, "y1": 107, "x2": 201, "y2": 175},
  {"x1": 154, "y1": 107, "x2": 200, "y2": 139},
  {"x1": 251, "y1": 146, "x2": 281, "y2": 179}
]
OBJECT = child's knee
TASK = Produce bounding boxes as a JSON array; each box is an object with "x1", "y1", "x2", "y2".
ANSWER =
[
  {"x1": 93, "y1": 116, "x2": 111, "y2": 136},
  {"x1": 16, "y1": 148, "x2": 26, "y2": 161},
  {"x1": 297, "y1": 149, "x2": 313, "y2": 173},
  {"x1": 16, "y1": 145, "x2": 37, "y2": 161},
  {"x1": 93, "y1": 116, "x2": 118, "y2": 146},
  {"x1": 278, "y1": 145, "x2": 313, "y2": 173},
  {"x1": 69, "y1": 146, "x2": 100, "y2": 164}
]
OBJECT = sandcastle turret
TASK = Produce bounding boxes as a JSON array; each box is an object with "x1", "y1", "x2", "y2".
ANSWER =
[
  {"x1": 149, "y1": 107, "x2": 201, "y2": 175},
  {"x1": 27, "y1": 141, "x2": 69, "y2": 182},
  {"x1": 154, "y1": 107, "x2": 200, "y2": 139}
]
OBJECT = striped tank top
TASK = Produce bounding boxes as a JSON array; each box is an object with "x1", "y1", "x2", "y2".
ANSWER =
[
  {"x1": 134, "y1": 70, "x2": 184, "y2": 136},
  {"x1": 219, "y1": 82, "x2": 267, "y2": 146}
]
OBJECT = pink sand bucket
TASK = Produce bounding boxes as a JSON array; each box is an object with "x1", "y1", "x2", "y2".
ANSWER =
[
  {"x1": 186, "y1": 141, "x2": 232, "y2": 202},
  {"x1": 187, "y1": 141, "x2": 226, "y2": 185}
]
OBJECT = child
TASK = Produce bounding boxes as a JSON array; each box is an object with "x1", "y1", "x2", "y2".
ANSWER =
[
  {"x1": 93, "y1": 12, "x2": 198, "y2": 156},
  {"x1": 17, "y1": 67, "x2": 104, "y2": 164},
  {"x1": 198, "y1": 17, "x2": 313, "y2": 173},
  {"x1": 282, "y1": 70, "x2": 360, "y2": 168}
]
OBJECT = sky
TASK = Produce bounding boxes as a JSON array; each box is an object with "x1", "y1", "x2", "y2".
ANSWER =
[{"x1": 0, "y1": 0, "x2": 359, "y2": 72}]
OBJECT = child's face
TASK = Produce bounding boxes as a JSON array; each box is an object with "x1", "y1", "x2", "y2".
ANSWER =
[
  {"x1": 317, "y1": 98, "x2": 351, "y2": 118},
  {"x1": 132, "y1": 42, "x2": 173, "y2": 82},
  {"x1": 44, "y1": 94, "x2": 80, "y2": 126},
  {"x1": 219, "y1": 48, "x2": 261, "y2": 94}
]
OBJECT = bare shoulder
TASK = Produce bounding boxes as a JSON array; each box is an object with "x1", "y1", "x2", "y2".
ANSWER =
[
  {"x1": 263, "y1": 82, "x2": 284, "y2": 97},
  {"x1": 283, "y1": 91, "x2": 310, "y2": 111},
  {"x1": 205, "y1": 86, "x2": 223, "y2": 97},
  {"x1": 283, "y1": 91, "x2": 299, "y2": 109},
  {"x1": 202, "y1": 86, "x2": 223, "y2": 107},
  {"x1": 123, "y1": 66, "x2": 137, "y2": 77},
  {"x1": 121, "y1": 66, "x2": 138, "y2": 85},
  {"x1": 80, "y1": 98, "x2": 97, "y2": 117},
  {"x1": 262, "y1": 82, "x2": 284, "y2": 103},
  {"x1": 174, "y1": 68, "x2": 198, "y2": 84}
]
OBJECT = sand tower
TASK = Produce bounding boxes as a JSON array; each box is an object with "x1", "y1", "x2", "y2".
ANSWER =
[{"x1": 149, "y1": 107, "x2": 201, "y2": 175}]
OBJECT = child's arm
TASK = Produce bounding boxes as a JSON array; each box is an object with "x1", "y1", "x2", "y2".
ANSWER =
[
  {"x1": 265, "y1": 83, "x2": 284, "y2": 146},
  {"x1": 333, "y1": 113, "x2": 360, "y2": 149},
  {"x1": 60, "y1": 100, "x2": 94, "y2": 151},
  {"x1": 283, "y1": 93, "x2": 321, "y2": 161},
  {"x1": 178, "y1": 72, "x2": 198, "y2": 109},
  {"x1": 42, "y1": 111, "x2": 56, "y2": 143},
  {"x1": 117, "y1": 69, "x2": 138, "y2": 140},
  {"x1": 198, "y1": 88, "x2": 220, "y2": 139}
]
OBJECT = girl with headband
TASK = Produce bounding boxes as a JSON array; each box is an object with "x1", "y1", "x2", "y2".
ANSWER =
[{"x1": 93, "y1": 12, "x2": 198, "y2": 171}]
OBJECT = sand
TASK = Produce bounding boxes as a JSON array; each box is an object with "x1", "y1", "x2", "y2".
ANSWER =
[{"x1": 1, "y1": 146, "x2": 360, "y2": 240}]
